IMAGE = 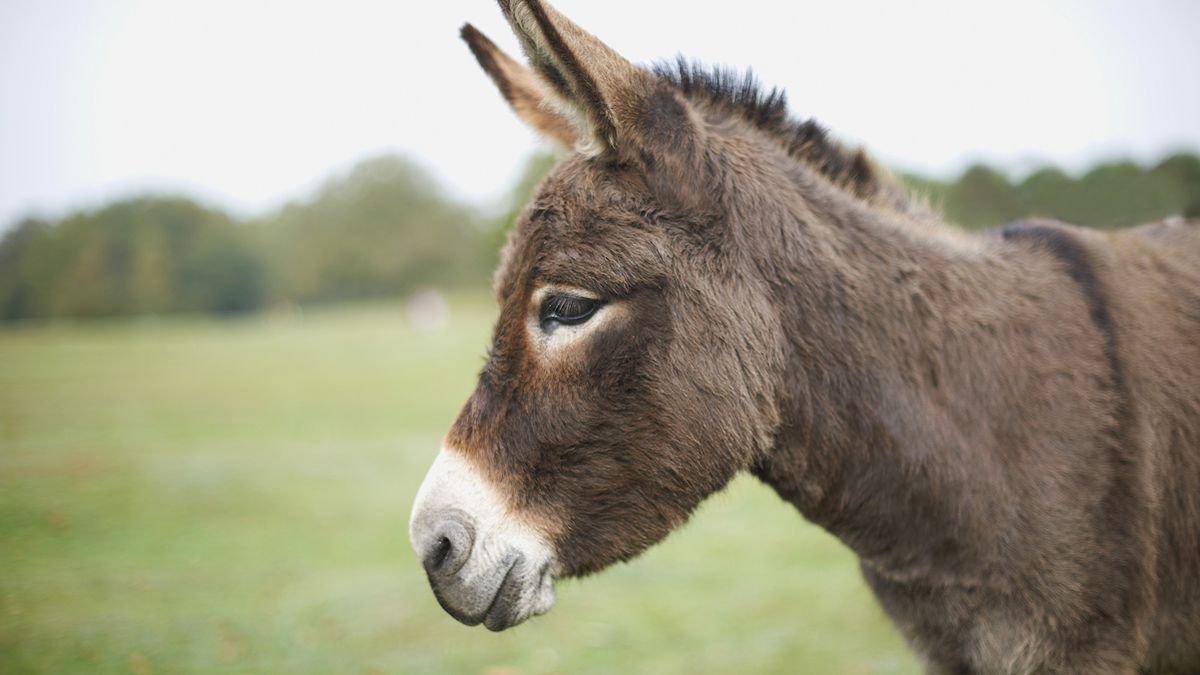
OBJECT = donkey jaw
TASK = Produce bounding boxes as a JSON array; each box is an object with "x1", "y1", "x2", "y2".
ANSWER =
[{"x1": 410, "y1": 447, "x2": 559, "y2": 630}]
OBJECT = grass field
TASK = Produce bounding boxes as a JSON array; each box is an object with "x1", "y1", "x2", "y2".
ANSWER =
[{"x1": 0, "y1": 296, "x2": 919, "y2": 674}]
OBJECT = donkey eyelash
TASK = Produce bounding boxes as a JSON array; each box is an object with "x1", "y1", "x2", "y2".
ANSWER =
[{"x1": 538, "y1": 294, "x2": 605, "y2": 332}]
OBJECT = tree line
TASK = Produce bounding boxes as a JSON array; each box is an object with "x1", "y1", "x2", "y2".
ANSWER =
[
  {"x1": 905, "y1": 153, "x2": 1199, "y2": 230},
  {"x1": 1, "y1": 151, "x2": 1197, "y2": 322},
  {"x1": 0, "y1": 156, "x2": 488, "y2": 321}
]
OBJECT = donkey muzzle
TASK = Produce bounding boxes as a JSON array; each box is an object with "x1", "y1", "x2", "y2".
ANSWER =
[{"x1": 409, "y1": 448, "x2": 558, "y2": 631}]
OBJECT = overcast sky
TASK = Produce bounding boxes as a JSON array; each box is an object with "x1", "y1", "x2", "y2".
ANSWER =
[{"x1": 1, "y1": 0, "x2": 1198, "y2": 228}]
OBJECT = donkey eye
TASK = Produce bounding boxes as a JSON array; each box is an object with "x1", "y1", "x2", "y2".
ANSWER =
[{"x1": 539, "y1": 294, "x2": 604, "y2": 332}]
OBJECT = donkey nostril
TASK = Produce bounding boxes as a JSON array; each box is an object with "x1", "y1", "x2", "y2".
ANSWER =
[
  {"x1": 431, "y1": 536, "x2": 453, "y2": 570},
  {"x1": 422, "y1": 516, "x2": 474, "y2": 577}
]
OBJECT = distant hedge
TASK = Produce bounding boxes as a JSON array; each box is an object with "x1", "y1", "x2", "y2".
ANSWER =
[{"x1": 902, "y1": 152, "x2": 1200, "y2": 230}]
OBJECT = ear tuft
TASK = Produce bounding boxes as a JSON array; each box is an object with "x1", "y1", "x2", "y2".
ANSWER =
[
  {"x1": 461, "y1": 24, "x2": 509, "y2": 101},
  {"x1": 460, "y1": 22, "x2": 579, "y2": 149}
]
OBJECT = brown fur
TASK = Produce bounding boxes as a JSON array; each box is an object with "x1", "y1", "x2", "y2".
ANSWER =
[{"x1": 444, "y1": 2, "x2": 1200, "y2": 671}]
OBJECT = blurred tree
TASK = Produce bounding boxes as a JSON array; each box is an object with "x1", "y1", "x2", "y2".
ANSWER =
[
  {"x1": 261, "y1": 155, "x2": 486, "y2": 305},
  {"x1": 0, "y1": 218, "x2": 53, "y2": 320},
  {"x1": 1072, "y1": 160, "x2": 1180, "y2": 228},
  {"x1": 0, "y1": 197, "x2": 264, "y2": 320},
  {"x1": 943, "y1": 164, "x2": 1025, "y2": 229},
  {"x1": 1017, "y1": 167, "x2": 1077, "y2": 222},
  {"x1": 1151, "y1": 153, "x2": 1200, "y2": 217}
]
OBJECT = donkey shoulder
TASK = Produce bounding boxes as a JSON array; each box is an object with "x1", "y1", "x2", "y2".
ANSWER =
[
  {"x1": 1098, "y1": 217, "x2": 1200, "y2": 671},
  {"x1": 991, "y1": 217, "x2": 1200, "y2": 670}
]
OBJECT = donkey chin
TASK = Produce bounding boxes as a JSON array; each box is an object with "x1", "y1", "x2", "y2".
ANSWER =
[{"x1": 409, "y1": 448, "x2": 558, "y2": 631}]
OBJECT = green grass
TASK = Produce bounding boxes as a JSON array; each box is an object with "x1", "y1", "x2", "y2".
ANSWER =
[{"x1": 0, "y1": 297, "x2": 919, "y2": 674}]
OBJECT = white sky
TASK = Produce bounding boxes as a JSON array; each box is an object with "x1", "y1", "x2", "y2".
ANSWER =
[{"x1": 1, "y1": 0, "x2": 1198, "y2": 229}]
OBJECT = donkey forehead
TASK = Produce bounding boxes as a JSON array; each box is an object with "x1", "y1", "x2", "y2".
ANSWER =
[
  {"x1": 495, "y1": 162, "x2": 670, "y2": 299},
  {"x1": 527, "y1": 158, "x2": 650, "y2": 222}
]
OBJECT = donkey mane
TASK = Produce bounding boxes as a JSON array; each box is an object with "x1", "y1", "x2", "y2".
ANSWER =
[{"x1": 652, "y1": 57, "x2": 911, "y2": 210}]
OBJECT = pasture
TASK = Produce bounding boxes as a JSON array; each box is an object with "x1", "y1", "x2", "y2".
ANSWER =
[{"x1": 0, "y1": 296, "x2": 918, "y2": 674}]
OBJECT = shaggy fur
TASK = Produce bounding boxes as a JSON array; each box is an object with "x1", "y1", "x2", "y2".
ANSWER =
[{"x1": 436, "y1": 2, "x2": 1200, "y2": 671}]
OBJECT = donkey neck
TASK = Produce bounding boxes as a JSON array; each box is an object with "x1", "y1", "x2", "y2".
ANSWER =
[{"x1": 744, "y1": 170, "x2": 1030, "y2": 584}]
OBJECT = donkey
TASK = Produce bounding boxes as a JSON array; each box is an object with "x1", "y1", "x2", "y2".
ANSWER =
[{"x1": 409, "y1": 1, "x2": 1200, "y2": 671}]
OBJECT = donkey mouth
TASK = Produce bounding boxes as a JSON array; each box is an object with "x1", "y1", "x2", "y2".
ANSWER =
[
  {"x1": 430, "y1": 553, "x2": 518, "y2": 628},
  {"x1": 481, "y1": 557, "x2": 523, "y2": 631},
  {"x1": 429, "y1": 552, "x2": 556, "y2": 631}
]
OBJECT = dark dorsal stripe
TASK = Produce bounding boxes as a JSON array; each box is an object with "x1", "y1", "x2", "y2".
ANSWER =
[
  {"x1": 1000, "y1": 222, "x2": 1127, "y2": 400},
  {"x1": 999, "y1": 221, "x2": 1154, "y2": 643},
  {"x1": 1000, "y1": 220, "x2": 1141, "y2": 548}
]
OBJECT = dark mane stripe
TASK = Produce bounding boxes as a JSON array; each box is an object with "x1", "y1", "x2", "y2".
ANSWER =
[{"x1": 652, "y1": 57, "x2": 883, "y2": 203}]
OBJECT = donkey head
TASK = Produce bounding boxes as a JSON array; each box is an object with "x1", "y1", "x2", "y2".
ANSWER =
[{"x1": 410, "y1": 0, "x2": 789, "y2": 630}]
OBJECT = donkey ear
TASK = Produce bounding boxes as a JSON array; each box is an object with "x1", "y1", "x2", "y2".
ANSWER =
[
  {"x1": 461, "y1": 23, "x2": 579, "y2": 150},
  {"x1": 495, "y1": 0, "x2": 697, "y2": 160}
]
